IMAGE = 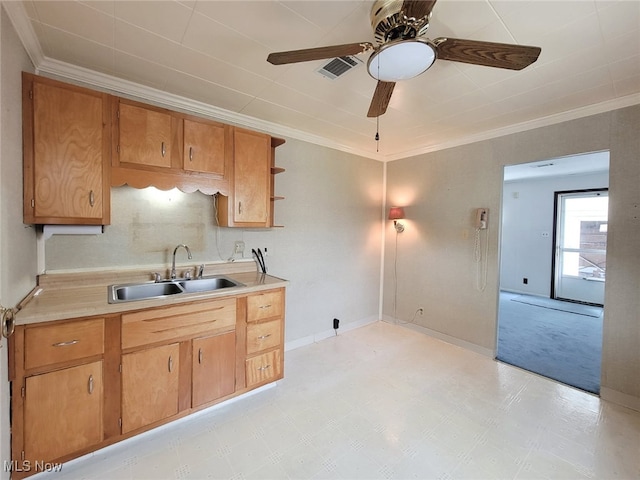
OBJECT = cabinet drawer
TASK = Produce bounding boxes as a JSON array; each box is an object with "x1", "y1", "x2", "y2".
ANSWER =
[
  {"x1": 245, "y1": 349, "x2": 282, "y2": 388},
  {"x1": 246, "y1": 290, "x2": 284, "y2": 322},
  {"x1": 122, "y1": 298, "x2": 236, "y2": 349},
  {"x1": 246, "y1": 319, "x2": 282, "y2": 355},
  {"x1": 25, "y1": 318, "x2": 104, "y2": 370}
]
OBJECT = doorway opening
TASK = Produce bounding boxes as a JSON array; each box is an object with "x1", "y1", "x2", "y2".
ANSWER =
[{"x1": 497, "y1": 152, "x2": 609, "y2": 394}]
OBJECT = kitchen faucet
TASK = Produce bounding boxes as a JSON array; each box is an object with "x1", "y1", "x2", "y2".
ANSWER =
[{"x1": 171, "y1": 244, "x2": 192, "y2": 280}]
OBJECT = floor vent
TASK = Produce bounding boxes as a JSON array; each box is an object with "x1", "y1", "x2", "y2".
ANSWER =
[{"x1": 316, "y1": 56, "x2": 361, "y2": 80}]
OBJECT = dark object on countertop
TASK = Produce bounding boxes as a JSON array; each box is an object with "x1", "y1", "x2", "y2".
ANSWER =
[{"x1": 252, "y1": 248, "x2": 266, "y2": 274}]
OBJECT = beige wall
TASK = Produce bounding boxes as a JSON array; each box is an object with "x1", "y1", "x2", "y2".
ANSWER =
[
  {"x1": 0, "y1": 6, "x2": 35, "y2": 478},
  {"x1": 602, "y1": 106, "x2": 640, "y2": 406},
  {"x1": 384, "y1": 141, "x2": 502, "y2": 353},
  {"x1": 46, "y1": 137, "x2": 384, "y2": 344},
  {"x1": 385, "y1": 106, "x2": 640, "y2": 408}
]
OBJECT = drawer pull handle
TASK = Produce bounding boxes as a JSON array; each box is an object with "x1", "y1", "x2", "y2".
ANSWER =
[
  {"x1": 52, "y1": 339, "x2": 79, "y2": 347},
  {"x1": 257, "y1": 334, "x2": 272, "y2": 340},
  {"x1": 168, "y1": 356, "x2": 173, "y2": 373},
  {"x1": 259, "y1": 304, "x2": 272, "y2": 309},
  {"x1": 189, "y1": 146, "x2": 193, "y2": 161},
  {"x1": 238, "y1": 201, "x2": 242, "y2": 215},
  {"x1": 257, "y1": 365, "x2": 271, "y2": 371},
  {"x1": 89, "y1": 190, "x2": 95, "y2": 207},
  {"x1": 198, "y1": 348, "x2": 203, "y2": 365},
  {"x1": 161, "y1": 142, "x2": 166, "y2": 157},
  {"x1": 88, "y1": 374, "x2": 94, "y2": 395}
]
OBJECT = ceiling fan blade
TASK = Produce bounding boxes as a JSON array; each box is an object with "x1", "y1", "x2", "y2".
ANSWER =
[
  {"x1": 367, "y1": 81, "x2": 396, "y2": 118},
  {"x1": 435, "y1": 37, "x2": 541, "y2": 70},
  {"x1": 402, "y1": 0, "x2": 437, "y2": 21},
  {"x1": 267, "y1": 42, "x2": 374, "y2": 65}
]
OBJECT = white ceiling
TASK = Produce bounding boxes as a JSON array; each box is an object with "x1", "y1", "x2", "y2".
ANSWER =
[{"x1": 6, "y1": 0, "x2": 640, "y2": 161}]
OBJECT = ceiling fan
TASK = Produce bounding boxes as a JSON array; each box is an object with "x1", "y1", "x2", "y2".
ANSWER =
[{"x1": 267, "y1": 0, "x2": 541, "y2": 118}]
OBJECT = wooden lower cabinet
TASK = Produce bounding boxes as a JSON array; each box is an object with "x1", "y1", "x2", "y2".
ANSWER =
[
  {"x1": 244, "y1": 288, "x2": 285, "y2": 389},
  {"x1": 121, "y1": 343, "x2": 180, "y2": 434},
  {"x1": 245, "y1": 349, "x2": 282, "y2": 388},
  {"x1": 192, "y1": 331, "x2": 236, "y2": 407},
  {"x1": 11, "y1": 289, "x2": 286, "y2": 477},
  {"x1": 24, "y1": 361, "x2": 103, "y2": 461}
]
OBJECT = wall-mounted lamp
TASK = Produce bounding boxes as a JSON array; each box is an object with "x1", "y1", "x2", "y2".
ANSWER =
[{"x1": 388, "y1": 206, "x2": 405, "y2": 233}]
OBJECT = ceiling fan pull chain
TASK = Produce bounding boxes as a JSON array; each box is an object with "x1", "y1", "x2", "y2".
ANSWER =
[{"x1": 375, "y1": 58, "x2": 380, "y2": 152}]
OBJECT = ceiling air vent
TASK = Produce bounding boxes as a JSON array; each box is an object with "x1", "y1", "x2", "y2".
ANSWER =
[{"x1": 316, "y1": 55, "x2": 362, "y2": 80}]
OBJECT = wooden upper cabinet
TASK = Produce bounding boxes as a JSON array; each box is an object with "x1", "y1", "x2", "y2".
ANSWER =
[
  {"x1": 111, "y1": 99, "x2": 232, "y2": 195},
  {"x1": 235, "y1": 129, "x2": 270, "y2": 225},
  {"x1": 217, "y1": 128, "x2": 271, "y2": 227},
  {"x1": 22, "y1": 73, "x2": 111, "y2": 225},
  {"x1": 116, "y1": 101, "x2": 175, "y2": 169},
  {"x1": 183, "y1": 118, "x2": 228, "y2": 176}
]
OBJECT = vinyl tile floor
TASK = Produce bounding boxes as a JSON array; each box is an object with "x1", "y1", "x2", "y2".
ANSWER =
[{"x1": 33, "y1": 321, "x2": 639, "y2": 480}]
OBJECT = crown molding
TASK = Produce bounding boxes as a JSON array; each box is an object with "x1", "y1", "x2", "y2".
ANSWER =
[
  {"x1": 5, "y1": 0, "x2": 639, "y2": 164},
  {"x1": 385, "y1": 93, "x2": 640, "y2": 162},
  {"x1": 3, "y1": 0, "x2": 384, "y2": 161},
  {"x1": 36, "y1": 57, "x2": 386, "y2": 162},
  {"x1": 39, "y1": 53, "x2": 640, "y2": 164},
  {"x1": 2, "y1": 1, "x2": 44, "y2": 67}
]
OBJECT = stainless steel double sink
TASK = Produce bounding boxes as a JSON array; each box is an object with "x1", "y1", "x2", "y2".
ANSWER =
[{"x1": 108, "y1": 276, "x2": 243, "y2": 304}]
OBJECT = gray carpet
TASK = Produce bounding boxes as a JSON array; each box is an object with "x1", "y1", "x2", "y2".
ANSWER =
[{"x1": 497, "y1": 292, "x2": 603, "y2": 394}]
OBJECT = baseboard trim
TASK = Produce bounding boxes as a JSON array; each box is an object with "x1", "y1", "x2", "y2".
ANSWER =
[
  {"x1": 500, "y1": 288, "x2": 548, "y2": 298},
  {"x1": 600, "y1": 386, "x2": 640, "y2": 412},
  {"x1": 381, "y1": 315, "x2": 494, "y2": 358},
  {"x1": 285, "y1": 315, "x2": 379, "y2": 352}
]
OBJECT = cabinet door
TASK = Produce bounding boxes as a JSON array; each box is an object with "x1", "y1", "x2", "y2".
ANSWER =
[
  {"x1": 184, "y1": 119, "x2": 226, "y2": 176},
  {"x1": 192, "y1": 332, "x2": 236, "y2": 407},
  {"x1": 233, "y1": 129, "x2": 270, "y2": 225},
  {"x1": 24, "y1": 361, "x2": 103, "y2": 462},
  {"x1": 30, "y1": 80, "x2": 106, "y2": 222},
  {"x1": 122, "y1": 343, "x2": 180, "y2": 434},
  {"x1": 118, "y1": 102, "x2": 173, "y2": 168}
]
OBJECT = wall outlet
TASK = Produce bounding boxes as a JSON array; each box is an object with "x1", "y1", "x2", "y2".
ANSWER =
[
  {"x1": 234, "y1": 241, "x2": 245, "y2": 255},
  {"x1": 523, "y1": 277, "x2": 528, "y2": 284},
  {"x1": 417, "y1": 308, "x2": 424, "y2": 315},
  {"x1": 333, "y1": 318, "x2": 340, "y2": 329}
]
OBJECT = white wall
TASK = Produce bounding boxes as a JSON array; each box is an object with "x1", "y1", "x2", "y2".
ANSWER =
[
  {"x1": 0, "y1": 5, "x2": 36, "y2": 478},
  {"x1": 500, "y1": 171, "x2": 609, "y2": 296}
]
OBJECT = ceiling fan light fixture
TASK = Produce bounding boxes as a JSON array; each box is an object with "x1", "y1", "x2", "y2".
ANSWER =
[{"x1": 367, "y1": 39, "x2": 436, "y2": 81}]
